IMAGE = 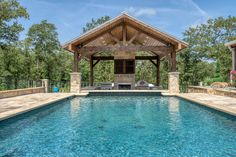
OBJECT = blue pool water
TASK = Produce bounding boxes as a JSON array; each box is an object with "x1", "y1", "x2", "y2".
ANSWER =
[{"x1": 0, "y1": 96, "x2": 236, "y2": 156}]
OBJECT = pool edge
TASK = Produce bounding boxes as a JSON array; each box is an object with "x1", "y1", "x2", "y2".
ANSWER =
[
  {"x1": 0, "y1": 94, "x2": 76, "y2": 121},
  {"x1": 176, "y1": 94, "x2": 236, "y2": 117}
]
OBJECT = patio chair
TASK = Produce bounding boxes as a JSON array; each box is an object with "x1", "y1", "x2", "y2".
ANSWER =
[{"x1": 136, "y1": 80, "x2": 149, "y2": 90}]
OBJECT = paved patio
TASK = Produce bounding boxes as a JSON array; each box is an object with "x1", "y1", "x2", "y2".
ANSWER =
[
  {"x1": 0, "y1": 93, "x2": 76, "y2": 121},
  {"x1": 178, "y1": 93, "x2": 236, "y2": 116}
]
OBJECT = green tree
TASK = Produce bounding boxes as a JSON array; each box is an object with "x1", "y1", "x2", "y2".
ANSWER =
[
  {"x1": 83, "y1": 16, "x2": 110, "y2": 33},
  {"x1": 0, "y1": 0, "x2": 29, "y2": 89},
  {"x1": 178, "y1": 16, "x2": 236, "y2": 91},
  {"x1": 0, "y1": 45, "x2": 27, "y2": 89},
  {"x1": 0, "y1": 0, "x2": 29, "y2": 46},
  {"x1": 26, "y1": 20, "x2": 61, "y2": 80}
]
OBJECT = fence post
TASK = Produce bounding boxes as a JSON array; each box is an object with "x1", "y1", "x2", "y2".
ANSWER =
[{"x1": 42, "y1": 79, "x2": 49, "y2": 93}]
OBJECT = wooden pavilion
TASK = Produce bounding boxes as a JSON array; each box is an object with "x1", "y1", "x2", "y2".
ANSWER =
[{"x1": 62, "y1": 13, "x2": 188, "y2": 92}]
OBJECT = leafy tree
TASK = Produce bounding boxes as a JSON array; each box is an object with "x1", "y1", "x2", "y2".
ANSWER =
[
  {"x1": 0, "y1": 45, "x2": 26, "y2": 89},
  {"x1": 25, "y1": 20, "x2": 73, "y2": 91},
  {"x1": 0, "y1": 0, "x2": 29, "y2": 47},
  {"x1": 83, "y1": 16, "x2": 110, "y2": 33},
  {"x1": 178, "y1": 16, "x2": 236, "y2": 91},
  {"x1": 26, "y1": 20, "x2": 61, "y2": 80},
  {"x1": 0, "y1": 0, "x2": 29, "y2": 89}
]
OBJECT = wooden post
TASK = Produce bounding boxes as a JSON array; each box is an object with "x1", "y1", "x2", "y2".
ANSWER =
[
  {"x1": 171, "y1": 51, "x2": 176, "y2": 72},
  {"x1": 233, "y1": 47, "x2": 236, "y2": 70},
  {"x1": 156, "y1": 56, "x2": 160, "y2": 86},
  {"x1": 90, "y1": 57, "x2": 94, "y2": 86},
  {"x1": 73, "y1": 51, "x2": 78, "y2": 72}
]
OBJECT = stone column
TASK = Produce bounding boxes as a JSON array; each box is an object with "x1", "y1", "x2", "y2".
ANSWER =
[
  {"x1": 168, "y1": 72, "x2": 180, "y2": 93},
  {"x1": 70, "y1": 72, "x2": 81, "y2": 93},
  {"x1": 42, "y1": 79, "x2": 49, "y2": 93}
]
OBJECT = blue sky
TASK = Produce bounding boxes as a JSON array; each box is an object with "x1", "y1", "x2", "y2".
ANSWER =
[{"x1": 19, "y1": 0, "x2": 236, "y2": 44}]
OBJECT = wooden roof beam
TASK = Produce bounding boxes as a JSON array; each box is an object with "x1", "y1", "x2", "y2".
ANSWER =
[
  {"x1": 77, "y1": 23, "x2": 123, "y2": 47},
  {"x1": 123, "y1": 24, "x2": 127, "y2": 45},
  {"x1": 78, "y1": 45, "x2": 172, "y2": 56},
  {"x1": 128, "y1": 31, "x2": 140, "y2": 45},
  {"x1": 92, "y1": 56, "x2": 159, "y2": 60},
  {"x1": 108, "y1": 32, "x2": 122, "y2": 45},
  {"x1": 175, "y1": 43, "x2": 183, "y2": 52},
  {"x1": 127, "y1": 23, "x2": 169, "y2": 46}
]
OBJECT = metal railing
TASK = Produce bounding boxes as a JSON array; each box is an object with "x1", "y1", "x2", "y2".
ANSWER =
[
  {"x1": 49, "y1": 81, "x2": 71, "y2": 93},
  {"x1": 0, "y1": 77, "x2": 42, "y2": 91}
]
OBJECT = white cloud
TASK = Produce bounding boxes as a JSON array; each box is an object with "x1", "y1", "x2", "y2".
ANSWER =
[
  {"x1": 156, "y1": 8, "x2": 183, "y2": 14},
  {"x1": 182, "y1": 0, "x2": 210, "y2": 27},
  {"x1": 126, "y1": 7, "x2": 157, "y2": 17},
  {"x1": 188, "y1": 0, "x2": 209, "y2": 18}
]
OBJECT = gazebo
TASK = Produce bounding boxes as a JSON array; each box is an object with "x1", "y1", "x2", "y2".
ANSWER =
[{"x1": 63, "y1": 13, "x2": 188, "y2": 93}]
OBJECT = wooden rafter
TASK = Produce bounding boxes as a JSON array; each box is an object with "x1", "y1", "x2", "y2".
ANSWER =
[
  {"x1": 92, "y1": 56, "x2": 159, "y2": 60},
  {"x1": 79, "y1": 23, "x2": 122, "y2": 47},
  {"x1": 127, "y1": 31, "x2": 140, "y2": 45},
  {"x1": 148, "y1": 59, "x2": 158, "y2": 67},
  {"x1": 93, "y1": 59, "x2": 100, "y2": 67},
  {"x1": 127, "y1": 23, "x2": 169, "y2": 45},
  {"x1": 108, "y1": 32, "x2": 121, "y2": 45},
  {"x1": 122, "y1": 24, "x2": 127, "y2": 45},
  {"x1": 78, "y1": 45, "x2": 172, "y2": 54}
]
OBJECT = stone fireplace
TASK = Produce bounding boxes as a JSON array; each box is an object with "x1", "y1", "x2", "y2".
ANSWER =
[
  {"x1": 114, "y1": 74, "x2": 135, "y2": 89},
  {"x1": 117, "y1": 83, "x2": 132, "y2": 90},
  {"x1": 114, "y1": 51, "x2": 135, "y2": 90}
]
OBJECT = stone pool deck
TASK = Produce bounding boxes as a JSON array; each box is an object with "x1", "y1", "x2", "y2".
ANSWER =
[
  {"x1": 1, "y1": 92, "x2": 236, "y2": 121},
  {"x1": 177, "y1": 93, "x2": 236, "y2": 116},
  {"x1": 0, "y1": 93, "x2": 77, "y2": 121}
]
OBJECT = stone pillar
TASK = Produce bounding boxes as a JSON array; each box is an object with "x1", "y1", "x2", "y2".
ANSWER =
[
  {"x1": 42, "y1": 79, "x2": 49, "y2": 93},
  {"x1": 70, "y1": 72, "x2": 81, "y2": 93},
  {"x1": 168, "y1": 72, "x2": 180, "y2": 93}
]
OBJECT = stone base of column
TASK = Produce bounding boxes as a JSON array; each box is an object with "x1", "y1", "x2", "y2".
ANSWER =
[
  {"x1": 168, "y1": 72, "x2": 180, "y2": 93},
  {"x1": 42, "y1": 79, "x2": 49, "y2": 93},
  {"x1": 70, "y1": 72, "x2": 81, "y2": 93}
]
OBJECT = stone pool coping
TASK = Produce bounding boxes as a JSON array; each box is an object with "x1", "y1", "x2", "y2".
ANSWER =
[
  {"x1": 187, "y1": 86, "x2": 236, "y2": 98},
  {"x1": 1, "y1": 92, "x2": 235, "y2": 121},
  {"x1": 0, "y1": 93, "x2": 76, "y2": 121},
  {"x1": 177, "y1": 93, "x2": 236, "y2": 116}
]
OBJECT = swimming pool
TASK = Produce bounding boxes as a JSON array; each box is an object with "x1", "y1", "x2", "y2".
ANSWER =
[{"x1": 0, "y1": 96, "x2": 236, "y2": 156}]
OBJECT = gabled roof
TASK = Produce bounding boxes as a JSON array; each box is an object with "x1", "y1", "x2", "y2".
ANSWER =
[{"x1": 62, "y1": 13, "x2": 188, "y2": 53}]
